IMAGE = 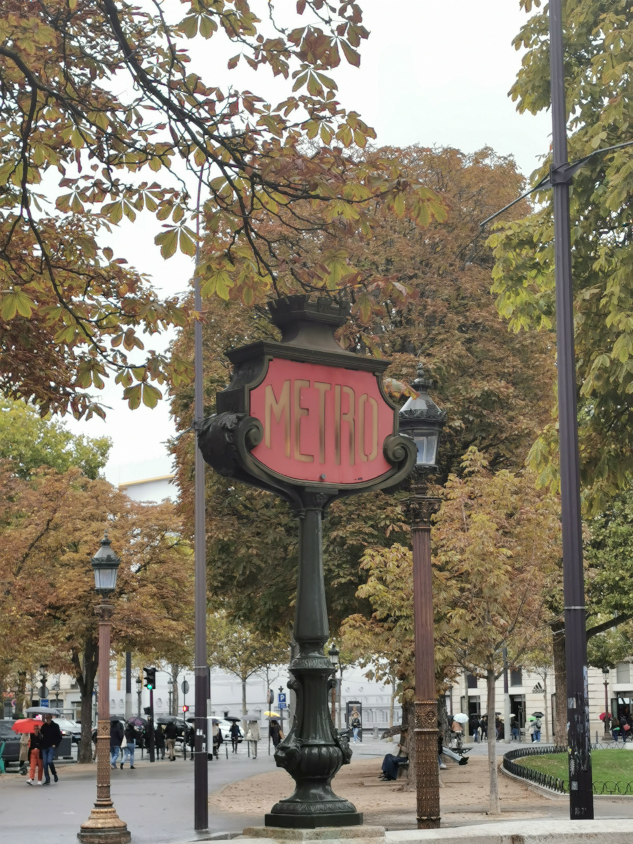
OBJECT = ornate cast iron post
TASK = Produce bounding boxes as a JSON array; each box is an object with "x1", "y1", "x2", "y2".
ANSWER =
[
  {"x1": 78, "y1": 536, "x2": 130, "y2": 844},
  {"x1": 399, "y1": 365, "x2": 446, "y2": 830},
  {"x1": 198, "y1": 296, "x2": 416, "y2": 828}
]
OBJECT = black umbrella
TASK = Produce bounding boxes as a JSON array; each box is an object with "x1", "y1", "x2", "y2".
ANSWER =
[
  {"x1": 127, "y1": 717, "x2": 148, "y2": 728},
  {"x1": 224, "y1": 715, "x2": 241, "y2": 722},
  {"x1": 532, "y1": 711, "x2": 545, "y2": 718},
  {"x1": 156, "y1": 715, "x2": 182, "y2": 724},
  {"x1": 110, "y1": 715, "x2": 124, "y2": 722}
]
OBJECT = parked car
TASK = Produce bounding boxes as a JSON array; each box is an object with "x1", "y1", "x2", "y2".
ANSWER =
[
  {"x1": 53, "y1": 717, "x2": 82, "y2": 745},
  {"x1": 0, "y1": 720, "x2": 21, "y2": 765}
]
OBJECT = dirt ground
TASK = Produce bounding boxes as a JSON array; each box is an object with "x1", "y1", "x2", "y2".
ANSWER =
[{"x1": 209, "y1": 754, "x2": 564, "y2": 829}]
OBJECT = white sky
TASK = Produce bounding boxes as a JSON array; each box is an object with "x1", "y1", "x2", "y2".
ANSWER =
[{"x1": 62, "y1": 0, "x2": 551, "y2": 484}]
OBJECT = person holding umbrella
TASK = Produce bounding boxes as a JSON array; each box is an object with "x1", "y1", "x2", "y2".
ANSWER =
[
  {"x1": 121, "y1": 721, "x2": 137, "y2": 769},
  {"x1": 27, "y1": 722, "x2": 45, "y2": 785},
  {"x1": 40, "y1": 713, "x2": 62, "y2": 785}
]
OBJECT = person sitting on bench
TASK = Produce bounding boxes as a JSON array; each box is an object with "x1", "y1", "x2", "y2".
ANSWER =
[{"x1": 379, "y1": 741, "x2": 408, "y2": 781}]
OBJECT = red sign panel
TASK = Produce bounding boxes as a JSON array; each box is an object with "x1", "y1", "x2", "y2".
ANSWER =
[{"x1": 249, "y1": 358, "x2": 394, "y2": 485}]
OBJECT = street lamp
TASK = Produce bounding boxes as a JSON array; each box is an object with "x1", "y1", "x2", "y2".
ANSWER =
[
  {"x1": 328, "y1": 645, "x2": 340, "y2": 723},
  {"x1": 78, "y1": 533, "x2": 131, "y2": 844},
  {"x1": 399, "y1": 363, "x2": 446, "y2": 830},
  {"x1": 136, "y1": 677, "x2": 142, "y2": 718},
  {"x1": 602, "y1": 667, "x2": 611, "y2": 737}
]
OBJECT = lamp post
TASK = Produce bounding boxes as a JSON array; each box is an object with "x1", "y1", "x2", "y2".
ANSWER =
[
  {"x1": 602, "y1": 668, "x2": 610, "y2": 737},
  {"x1": 399, "y1": 364, "x2": 446, "y2": 830},
  {"x1": 78, "y1": 533, "x2": 131, "y2": 844},
  {"x1": 328, "y1": 645, "x2": 340, "y2": 724},
  {"x1": 136, "y1": 677, "x2": 142, "y2": 718}
]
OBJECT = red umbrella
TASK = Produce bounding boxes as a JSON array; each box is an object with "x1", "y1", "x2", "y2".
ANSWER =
[
  {"x1": 599, "y1": 712, "x2": 609, "y2": 721},
  {"x1": 11, "y1": 718, "x2": 41, "y2": 734}
]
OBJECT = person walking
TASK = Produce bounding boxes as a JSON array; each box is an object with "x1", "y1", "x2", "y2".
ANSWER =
[
  {"x1": 19, "y1": 731, "x2": 30, "y2": 775},
  {"x1": 212, "y1": 721, "x2": 222, "y2": 758},
  {"x1": 110, "y1": 719, "x2": 124, "y2": 769},
  {"x1": 40, "y1": 713, "x2": 62, "y2": 785},
  {"x1": 120, "y1": 722, "x2": 136, "y2": 770},
  {"x1": 164, "y1": 720, "x2": 178, "y2": 761},
  {"x1": 186, "y1": 724, "x2": 195, "y2": 760},
  {"x1": 154, "y1": 724, "x2": 166, "y2": 760},
  {"x1": 350, "y1": 709, "x2": 361, "y2": 743},
  {"x1": 26, "y1": 723, "x2": 45, "y2": 785},
  {"x1": 245, "y1": 719, "x2": 260, "y2": 759},
  {"x1": 229, "y1": 721, "x2": 241, "y2": 753},
  {"x1": 269, "y1": 719, "x2": 283, "y2": 748}
]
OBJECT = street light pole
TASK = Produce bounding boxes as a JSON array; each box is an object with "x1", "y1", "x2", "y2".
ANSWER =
[
  {"x1": 399, "y1": 364, "x2": 446, "y2": 831},
  {"x1": 328, "y1": 645, "x2": 340, "y2": 725},
  {"x1": 549, "y1": 0, "x2": 594, "y2": 818},
  {"x1": 78, "y1": 534, "x2": 131, "y2": 844},
  {"x1": 602, "y1": 668, "x2": 610, "y2": 737}
]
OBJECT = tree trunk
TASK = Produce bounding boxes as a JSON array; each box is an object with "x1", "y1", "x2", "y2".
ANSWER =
[
  {"x1": 242, "y1": 676, "x2": 247, "y2": 726},
  {"x1": 170, "y1": 664, "x2": 180, "y2": 716},
  {"x1": 552, "y1": 623, "x2": 567, "y2": 747},
  {"x1": 16, "y1": 672, "x2": 27, "y2": 718},
  {"x1": 487, "y1": 669, "x2": 500, "y2": 815},
  {"x1": 73, "y1": 637, "x2": 98, "y2": 763}
]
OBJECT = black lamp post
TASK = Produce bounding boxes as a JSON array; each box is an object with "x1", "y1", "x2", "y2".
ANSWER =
[
  {"x1": 399, "y1": 364, "x2": 446, "y2": 830},
  {"x1": 602, "y1": 668, "x2": 610, "y2": 736},
  {"x1": 78, "y1": 533, "x2": 131, "y2": 844},
  {"x1": 135, "y1": 677, "x2": 142, "y2": 718},
  {"x1": 328, "y1": 645, "x2": 340, "y2": 723}
]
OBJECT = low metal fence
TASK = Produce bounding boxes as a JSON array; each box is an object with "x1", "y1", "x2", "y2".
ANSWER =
[{"x1": 502, "y1": 744, "x2": 633, "y2": 795}]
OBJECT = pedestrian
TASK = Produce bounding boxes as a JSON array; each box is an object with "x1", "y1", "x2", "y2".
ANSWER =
[
  {"x1": 269, "y1": 719, "x2": 283, "y2": 748},
  {"x1": 212, "y1": 721, "x2": 222, "y2": 758},
  {"x1": 229, "y1": 721, "x2": 241, "y2": 753},
  {"x1": 532, "y1": 717, "x2": 542, "y2": 743},
  {"x1": 187, "y1": 725, "x2": 195, "y2": 760},
  {"x1": 350, "y1": 709, "x2": 361, "y2": 742},
  {"x1": 511, "y1": 718, "x2": 520, "y2": 741},
  {"x1": 110, "y1": 719, "x2": 124, "y2": 769},
  {"x1": 26, "y1": 723, "x2": 45, "y2": 785},
  {"x1": 154, "y1": 724, "x2": 166, "y2": 760},
  {"x1": 40, "y1": 713, "x2": 62, "y2": 785},
  {"x1": 164, "y1": 720, "x2": 178, "y2": 761},
  {"x1": 121, "y1": 722, "x2": 136, "y2": 770},
  {"x1": 480, "y1": 716, "x2": 487, "y2": 740},
  {"x1": 19, "y1": 731, "x2": 30, "y2": 775},
  {"x1": 469, "y1": 713, "x2": 480, "y2": 743},
  {"x1": 245, "y1": 719, "x2": 260, "y2": 759}
]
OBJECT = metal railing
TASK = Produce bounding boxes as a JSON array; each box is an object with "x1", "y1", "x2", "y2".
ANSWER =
[{"x1": 502, "y1": 744, "x2": 633, "y2": 795}]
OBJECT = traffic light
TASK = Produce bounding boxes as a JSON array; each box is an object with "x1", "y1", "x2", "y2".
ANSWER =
[
  {"x1": 182, "y1": 705, "x2": 189, "y2": 713},
  {"x1": 144, "y1": 667, "x2": 156, "y2": 690}
]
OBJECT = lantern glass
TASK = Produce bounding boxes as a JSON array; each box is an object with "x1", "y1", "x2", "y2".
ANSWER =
[
  {"x1": 413, "y1": 430, "x2": 439, "y2": 468},
  {"x1": 93, "y1": 564, "x2": 118, "y2": 594},
  {"x1": 328, "y1": 645, "x2": 340, "y2": 668}
]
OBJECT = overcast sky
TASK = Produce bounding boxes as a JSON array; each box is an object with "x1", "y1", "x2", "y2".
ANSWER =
[{"x1": 63, "y1": 0, "x2": 552, "y2": 483}]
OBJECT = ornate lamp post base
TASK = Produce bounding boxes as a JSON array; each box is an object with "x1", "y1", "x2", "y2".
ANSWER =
[{"x1": 78, "y1": 808, "x2": 131, "y2": 844}]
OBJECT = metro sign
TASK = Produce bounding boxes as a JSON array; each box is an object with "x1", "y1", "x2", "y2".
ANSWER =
[
  {"x1": 250, "y1": 358, "x2": 393, "y2": 485},
  {"x1": 199, "y1": 296, "x2": 415, "y2": 503}
]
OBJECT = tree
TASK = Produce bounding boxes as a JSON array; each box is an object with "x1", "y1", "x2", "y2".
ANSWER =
[
  {"x1": 207, "y1": 612, "x2": 288, "y2": 721},
  {"x1": 490, "y1": 0, "x2": 633, "y2": 511},
  {"x1": 0, "y1": 1, "x2": 447, "y2": 418},
  {"x1": 343, "y1": 450, "x2": 561, "y2": 811},
  {"x1": 0, "y1": 397, "x2": 110, "y2": 478},
  {"x1": 0, "y1": 463, "x2": 194, "y2": 761},
  {"x1": 170, "y1": 144, "x2": 553, "y2": 635}
]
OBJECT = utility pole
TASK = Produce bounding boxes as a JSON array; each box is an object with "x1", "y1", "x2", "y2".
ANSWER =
[
  {"x1": 193, "y1": 171, "x2": 208, "y2": 831},
  {"x1": 549, "y1": 0, "x2": 593, "y2": 818}
]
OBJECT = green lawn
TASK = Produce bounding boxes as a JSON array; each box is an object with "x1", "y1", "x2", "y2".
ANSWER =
[{"x1": 515, "y1": 749, "x2": 633, "y2": 793}]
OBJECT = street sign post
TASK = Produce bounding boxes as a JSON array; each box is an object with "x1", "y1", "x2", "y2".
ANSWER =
[{"x1": 199, "y1": 296, "x2": 416, "y2": 828}]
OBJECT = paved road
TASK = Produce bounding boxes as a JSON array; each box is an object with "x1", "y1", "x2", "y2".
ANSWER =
[{"x1": 0, "y1": 745, "x2": 278, "y2": 844}]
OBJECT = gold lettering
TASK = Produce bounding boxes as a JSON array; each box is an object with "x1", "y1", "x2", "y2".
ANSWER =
[
  {"x1": 293, "y1": 379, "x2": 313, "y2": 463},
  {"x1": 367, "y1": 396, "x2": 378, "y2": 461},
  {"x1": 342, "y1": 386, "x2": 355, "y2": 465},
  {"x1": 334, "y1": 385, "x2": 341, "y2": 465},
  {"x1": 265, "y1": 381, "x2": 290, "y2": 457},
  {"x1": 314, "y1": 382, "x2": 331, "y2": 464}
]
